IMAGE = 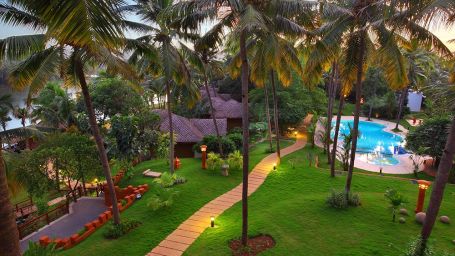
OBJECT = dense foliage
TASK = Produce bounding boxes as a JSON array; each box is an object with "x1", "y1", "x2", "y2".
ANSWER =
[{"x1": 406, "y1": 117, "x2": 451, "y2": 163}]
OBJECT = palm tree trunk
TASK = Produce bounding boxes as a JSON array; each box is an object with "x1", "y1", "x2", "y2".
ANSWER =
[
  {"x1": 204, "y1": 79, "x2": 224, "y2": 157},
  {"x1": 270, "y1": 71, "x2": 281, "y2": 163},
  {"x1": 264, "y1": 83, "x2": 273, "y2": 152},
  {"x1": 75, "y1": 60, "x2": 121, "y2": 225},
  {"x1": 420, "y1": 116, "x2": 455, "y2": 252},
  {"x1": 0, "y1": 137, "x2": 21, "y2": 256},
  {"x1": 165, "y1": 81, "x2": 175, "y2": 174},
  {"x1": 326, "y1": 63, "x2": 338, "y2": 164},
  {"x1": 368, "y1": 104, "x2": 373, "y2": 121},
  {"x1": 330, "y1": 95, "x2": 345, "y2": 177},
  {"x1": 345, "y1": 33, "x2": 366, "y2": 195},
  {"x1": 395, "y1": 87, "x2": 407, "y2": 130},
  {"x1": 240, "y1": 31, "x2": 249, "y2": 247}
]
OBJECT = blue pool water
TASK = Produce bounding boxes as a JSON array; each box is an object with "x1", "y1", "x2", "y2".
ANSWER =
[{"x1": 331, "y1": 120, "x2": 405, "y2": 166}]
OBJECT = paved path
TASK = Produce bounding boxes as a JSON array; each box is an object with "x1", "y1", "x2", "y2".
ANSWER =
[
  {"x1": 147, "y1": 138, "x2": 306, "y2": 256},
  {"x1": 20, "y1": 197, "x2": 107, "y2": 253}
]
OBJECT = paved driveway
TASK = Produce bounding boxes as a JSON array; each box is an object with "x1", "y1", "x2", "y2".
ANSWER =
[{"x1": 20, "y1": 197, "x2": 107, "y2": 253}]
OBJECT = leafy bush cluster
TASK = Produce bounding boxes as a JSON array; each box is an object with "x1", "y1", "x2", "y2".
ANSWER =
[
  {"x1": 147, "y1": 186, "x2": 179, "y2": 211},
  {"x1": 154, "y1": 172, "x2": 187, "y2": 188},
  {"x1": 24, "y1": 242, "x2": 57, "y2": 256},
  {"x1": 194, "y1": 133, "x2": 243, "y2": 156},
  {"x1": 326, "y1": 190, "x2": 361, "y2": 209},
  {"x1": 207, "y1": 152, "x2": 224, "y2": 172},
  {"x1": 34, "y1": 196, "x2": 50, "y2": 215},
  {"x1": 227, "y1": 151, "x2": 243, "y2": 171},
  {"x1": 103, "y1": 219, "x2": 142, "y2": 239}
]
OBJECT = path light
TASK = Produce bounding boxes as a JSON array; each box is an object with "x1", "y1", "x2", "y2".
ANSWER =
[
  {"x1": 200, "y1": 145, "x2": 207, "y2": 169},
  {"x1": 415, "y1": 180, "x2": 431, "y2": 213},
  {"x1": 210, "y1": 216, "x2": 215, "y2": 227},
  {"x1": 294, "y1": 131, "x2": 298, "y2": 137},
  {"x1": 273, "y1": 163, "x2": 277, "y2": 170}
]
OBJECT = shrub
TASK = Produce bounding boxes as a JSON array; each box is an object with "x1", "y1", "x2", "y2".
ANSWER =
[
  {"x1": 227, "y1": 133, "x2": 243, "y2": 150},
  {"x1": 227, "y1": 151, "x2": 243, "y2": 171},
  {"x1": 404, "y1": 236, "x2": 435, "y2": 256},
  {"x1": 194, "y1": 135, "x2": 237, "y2": 156},
  {"x1": 24, "y1": 242, "x2": 56, "y2": 256},
  {"x1": 326, "y1": 190, "x2": 361, "y2": 209},
  {"x1": 207, "y1": 152, "x2": 223, "y2": 172},
  {"x1": 147, "y1": 187, "x2": 179, "y2": 211},
  {"x1": 384, "y1": 189, "x2": 407, "y2": 222},
  {"x1": 154, "y1": 172, "x2": 187, "y2": 188},
  {"x1": 34, "y1": 196, "x2": 49, "y2": 215},
  {"x1": 103, "y1": 219, "x2": 142, "y2": 239}
]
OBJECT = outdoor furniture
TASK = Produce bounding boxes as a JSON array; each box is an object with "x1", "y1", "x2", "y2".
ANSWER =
[{"x1": 142, "y1": 169, "x2": 162, "y2": 178}]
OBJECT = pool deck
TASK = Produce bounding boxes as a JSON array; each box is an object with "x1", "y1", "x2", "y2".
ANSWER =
[{"x1": 316, "y1": 116, "x2": 428, "y2": 175}]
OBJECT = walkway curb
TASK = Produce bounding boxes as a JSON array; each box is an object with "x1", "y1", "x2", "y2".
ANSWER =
[{"x1": 147, "y1": 138, "x2": 306, "y2": 256}]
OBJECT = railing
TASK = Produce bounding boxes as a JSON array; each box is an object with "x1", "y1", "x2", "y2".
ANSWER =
[
  {"x1": 17, "y1": 201, "x2": 69, "y2": 239},
  {"x1": 14, "y1": 197, "x2": 35, "y2": 218}
]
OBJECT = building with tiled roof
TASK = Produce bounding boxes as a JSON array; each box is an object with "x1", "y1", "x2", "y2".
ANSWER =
[
  {"x1": 152, "y1": 109, "x2": 227, "y2": 157},
  {"x1": 200, "y1": 88, "x2": 242, "y2": 130}
]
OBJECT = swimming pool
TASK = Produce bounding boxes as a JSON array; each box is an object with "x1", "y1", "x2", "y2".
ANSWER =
[{"x1": 331, "y1": 120, "x2": 405, "y2": 166}]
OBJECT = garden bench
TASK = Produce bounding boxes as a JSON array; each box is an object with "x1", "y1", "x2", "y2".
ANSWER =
[{"x1": 142, "y1": 169, "x2": 162, "y2": 178}]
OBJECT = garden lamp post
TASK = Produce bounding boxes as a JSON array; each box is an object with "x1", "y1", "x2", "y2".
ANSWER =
[
  {"x1": 415, "y1": 180, "x2": 431, "y2": 213},
  {"x1": 201, "y1": 145, "x2": 207, "y2": 169}
]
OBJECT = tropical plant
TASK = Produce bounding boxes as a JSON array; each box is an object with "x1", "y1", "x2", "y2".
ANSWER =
[
  {"x1": 227, "y1": 150, "x2": 243, "y2": 171},
  {"x1": 330, "y1": 93, "x2": 345, "y2": 177},
  {"x1": 0, "y1": 108, "x2": 11, "y2": 131},
  {"x1": 406, "y1": 117, "x2": 451, "y2": 166},
  {"x1": 0, "y1": 0, "x2": 134, "y2": 227},
  {"x1": 154, "y1": 172, "x2": 186, "y2": 188},
  {"x1": 23, "y1": 241, "x2": 56, "y2": 256},
  {"x1": 146, "y1": 187, "x2": 179, "y2": 211},
  {"x1": 384, "y1": 189, "x2": 407, "y2": 222},
  {"x1": 207, "y1": 152, "x2": 223, "y2": 172},
  {"x1": 326, "y1": 189, "x2": 361, "y2": 209},
  {"x1": 103, "y1": 219, "x2": 142, "y2": 239}
]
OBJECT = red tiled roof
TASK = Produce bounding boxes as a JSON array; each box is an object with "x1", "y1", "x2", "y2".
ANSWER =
[
  {"x1": 200, "y1": 89, "x2": 242, "y2": 119},
  {"x1": 152, "y1": 109, "x2": 227, "y2": 143}
]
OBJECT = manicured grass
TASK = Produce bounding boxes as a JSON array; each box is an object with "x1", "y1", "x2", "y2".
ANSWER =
[
  {"x1": 333, "y1": 101, "x2": 356, "y2": 116},
  {"x1": 59, "y1": 139, "x2": 293, "y2": 256},
  {"x1": 185, "y1": 145, "x2": 455, "y2": 256}
]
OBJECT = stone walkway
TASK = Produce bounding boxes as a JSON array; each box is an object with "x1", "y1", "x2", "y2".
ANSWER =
[{"x1": 147, "y1": 138, "x2": 306, "y2": 256}]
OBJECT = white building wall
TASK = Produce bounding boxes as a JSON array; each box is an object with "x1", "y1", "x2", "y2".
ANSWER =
[{"x1": 407, "y1": 91, "x2": 423, "y2": 112}]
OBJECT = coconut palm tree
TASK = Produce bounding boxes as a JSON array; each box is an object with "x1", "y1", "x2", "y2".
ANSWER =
[
  {"x1": 0, "y1": 127, "x2": 45, "y2": 255},
  {"x1": 171, "y1": 0, "x2": 315, "y2": 245},
  {"x1": 304, "y1": 0, "x2": 451, "y2": 194},
  {"x1": 394, "y1": 41, "x2": 436, "y2": 130},
  {"x1": 180, "y1": 40, "x2": 225, "y2": 156},
  {"x1": 0, "y1": 0, "x2": 133, "y2": 226},
  {"x1": 122, "y1": 0, "x2": 194, "y2": 173}
]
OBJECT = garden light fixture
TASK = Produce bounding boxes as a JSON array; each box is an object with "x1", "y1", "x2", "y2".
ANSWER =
[
  {"x1": 273, "y1": 163, "x2": 277, "y2": 170},
  {"x1": 210, "y1": 216, "x2": 215, "y2": 227},
  {"x1": 201, "y1": 145, "x2": 207, "y2": 169},
  {"x1": 415, "y1": 180, "x2": 431, "y2": 213}
]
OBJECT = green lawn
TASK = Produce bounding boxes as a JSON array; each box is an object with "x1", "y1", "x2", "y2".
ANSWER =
[
  {"x1": 59, "y1": 139, "x2": 294, "y2": 256},
  {"x1": 185, "y1": 145, "x2": 455, "y2": 256}
]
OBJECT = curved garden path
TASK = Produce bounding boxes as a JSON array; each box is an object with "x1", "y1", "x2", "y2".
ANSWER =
[{"x1": 147, "y1": 138, "x2": 306, "y2": 256}]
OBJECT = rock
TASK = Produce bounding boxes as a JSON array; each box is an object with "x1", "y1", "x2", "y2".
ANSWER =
[
  {"x1": 440, "y1": 216, "x2": 451, "y2": 224},
  {"x1": 399, "y1": 208, "x2": 409, "y2": 216},
  {"x1": 415, "y1": 212, "x2": 426, "y2": 224},
  {"x1": 452, "y1": 240, "x2": 455, "y2": 245},
  {"x1": 399, "y1": 217, "x2": 406, "y2": 224}
]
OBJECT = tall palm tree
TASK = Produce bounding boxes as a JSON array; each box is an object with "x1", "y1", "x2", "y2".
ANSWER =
[
  {"x1": 123, "y1": 0, "x2": 193, "y2": 173},
  {"x1": 0, "y1": 108, "x2": 11, "y2": 131},
  {"x1": 394, "y1": 41, "x2": 436, "y2": 130},
  {"x1": 304, "y1": 0, "x2": 451, "y2": 194},
  {"x1": 172, "y1": 0, "x2": 315, "y2": 245},
  {"x1": 0, "y1": 0, "x2": 133, "y2": 226},
  {"x1": 180, "y1": 41, "x2": 225, "y2": 156},
  {"x1": 0, "y1": 127, "x2": 45, "y2": 255}
]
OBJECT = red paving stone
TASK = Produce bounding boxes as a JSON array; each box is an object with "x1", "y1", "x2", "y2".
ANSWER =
[{"x1": 146, "y1": 139, "x2": 306, "y2": 255}]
